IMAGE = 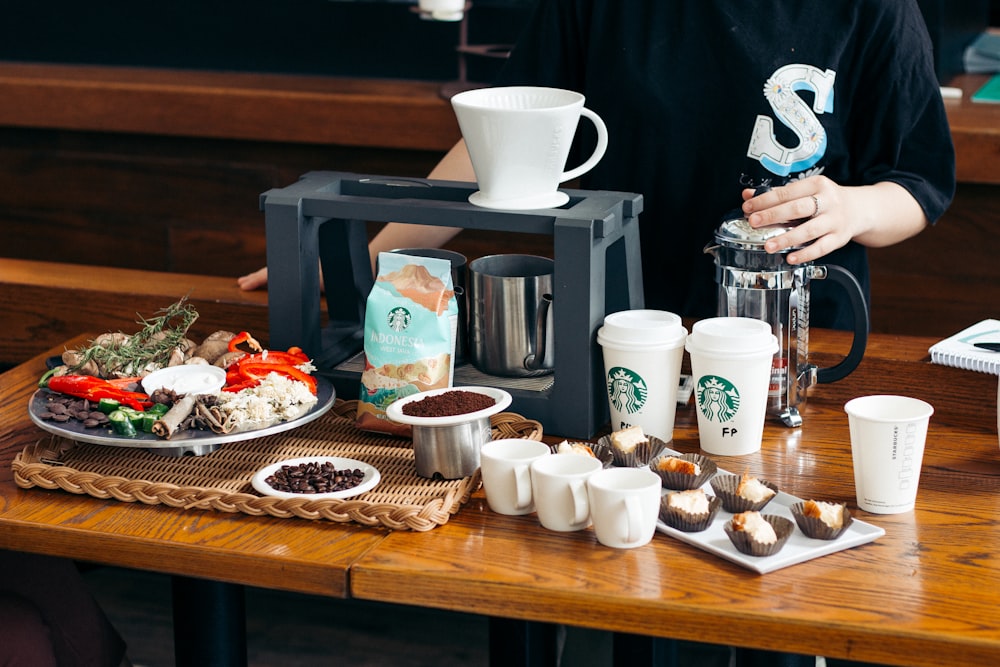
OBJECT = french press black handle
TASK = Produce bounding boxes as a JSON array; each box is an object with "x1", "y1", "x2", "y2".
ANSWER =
[{"x1": 816, "y1": 264, "x2": 869, "y2": 384}]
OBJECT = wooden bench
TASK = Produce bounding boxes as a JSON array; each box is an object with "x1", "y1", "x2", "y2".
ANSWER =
[{"x1": 1, "y1": 258, "x2": 270, "y2": 368}]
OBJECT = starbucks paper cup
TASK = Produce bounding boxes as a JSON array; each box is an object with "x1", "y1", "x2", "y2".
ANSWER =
[
  {"x1": 845, "y1": 395, "x2": 933, "y2": 514},
  {"x1": 685, "y1": 317, "x2": 778, "y2": 456},
  {"x1": 597, "y1": 310, "x2": 687, "y2": 442}
]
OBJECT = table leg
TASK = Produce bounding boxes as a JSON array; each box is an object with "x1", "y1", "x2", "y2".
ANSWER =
[
  {"x1": 612, "y1": 633, "x2": 679, "y2": 666},
  {"x1": 171, "y1": 576, "x2": 247, "y2": 667},
  {"x1": 489, "y1": 618, "x2": 560, "y2": 666}
]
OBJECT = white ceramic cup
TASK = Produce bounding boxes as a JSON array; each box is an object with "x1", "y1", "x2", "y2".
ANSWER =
[
  {"x1": 586, "y1": 467, "x2": 661, "y2": 549},
  {"x1": 845, "y1": 395, "x2": 934, "y2": 514},
  {"x1": 450, "y1": 86, "x2": 609, "y2": 210},
  {"x1": 685, "y1": 317, "x2": 778, "y2": 456},
  {"x1": 480, "y1": 438, "x2": 551, "y2": 515},
  {"x1": 530, "y1": 453, "x2": 603, "y2": 532},
  {"x1": 597, "y1": 310, "x2": 688, "y2": 442}
]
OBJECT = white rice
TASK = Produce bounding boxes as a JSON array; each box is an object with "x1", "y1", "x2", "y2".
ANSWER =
[{"x1": 215, "y1": 372, "x2": 318, "y2": 429}]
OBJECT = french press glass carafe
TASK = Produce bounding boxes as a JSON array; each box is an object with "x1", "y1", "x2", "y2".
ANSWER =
[{"x1": 704, "y1": 210, "x2": 869, "y2": 427}]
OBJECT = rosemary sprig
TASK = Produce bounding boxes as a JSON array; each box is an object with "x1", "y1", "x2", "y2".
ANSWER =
[{"x1": 71, "y1": 297, "x2": 200, "y2": 377}]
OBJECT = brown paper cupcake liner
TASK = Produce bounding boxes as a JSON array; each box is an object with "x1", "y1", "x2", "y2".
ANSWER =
[
  {"x1": 724, "y1": 514, "x2": 794, "y2": 557},
  {"x1": 710, "y1": 473, "x2": 779, "y2": 512},
  {"x1": 596, "y1": 433, "x2": 668, "y2": 467},
  {"x1": 548, "y1": 441, "x2": 614, "y2": 468},
  {"x1": 789, "y1": 501, "x2": 854, "y2": 540},
  {"x1": 659, "y1": 493, "x2": 722, "y2": 532},
  {"x1": 649, "y1": 453, "x2": 718, "y2": 490}
]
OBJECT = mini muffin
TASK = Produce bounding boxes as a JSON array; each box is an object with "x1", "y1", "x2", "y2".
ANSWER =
[
  {"x1": 649, "y1": 453, "x2": 718, "y2": 490},
  {"x1": 550, "y1": 440, "x2": 614, "y2": 468},
  {"x1": 724, "y1": 511, "x2": 794, "y2": 557},
  {"x1": 790, "y1": 500, "x2": 853, "y2": 540},
  {"x1": 710, "y1": 472, "x2": 779, "y2": 512},
  {"x1": 659, "y1": 489, "x2": 722, "y2": 532},
  {"x1": 597, "y1": 426, "x2": 667, "y2": 467}
]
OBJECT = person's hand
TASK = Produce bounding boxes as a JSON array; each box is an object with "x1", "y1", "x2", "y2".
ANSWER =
[
  {"x1": 740, "y1": 175, "x2": 858, "y2": 265},
  {"x1": 237, "y1": 267, "x2": 269, "y2": 291}
]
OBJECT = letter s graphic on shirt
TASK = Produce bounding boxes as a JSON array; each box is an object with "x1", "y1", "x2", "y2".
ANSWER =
[{"x1": 747, "y1": 64, "x2": 836, "y2": 177}]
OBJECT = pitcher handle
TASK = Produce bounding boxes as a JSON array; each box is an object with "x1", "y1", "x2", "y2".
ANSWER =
[
  {"x1": 816, "y1": 264, "x2": 869, "y2": 384},
  {"x1": 523, "y1": 293, "x2": 553, "y2": 371}
]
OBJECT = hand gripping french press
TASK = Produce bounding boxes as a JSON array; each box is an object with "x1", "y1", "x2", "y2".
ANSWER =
[{"x1": 704, "y1": 203, "x2": 869, "y2": 427}]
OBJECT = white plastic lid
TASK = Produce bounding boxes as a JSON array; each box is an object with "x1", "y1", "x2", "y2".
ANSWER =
[
  {"x1": 596, "y1": 310, "x2": 687, "y2": 349},
  {"x1": 685, "y1": 317, "x2": 778, "y2": 357}
]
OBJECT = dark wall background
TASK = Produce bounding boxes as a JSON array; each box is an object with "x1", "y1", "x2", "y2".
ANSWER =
[{"x1": 0, "y1": 0, "x2": 533, "y2": 82}]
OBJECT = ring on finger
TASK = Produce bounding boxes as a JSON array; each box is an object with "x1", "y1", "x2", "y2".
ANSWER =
[{"x1": 809, "y1": 195, "x2": 821, "y2": 218}]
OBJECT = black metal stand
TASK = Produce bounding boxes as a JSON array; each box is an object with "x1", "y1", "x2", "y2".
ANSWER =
[{"x1": 260, "y1": 171, "x2": 645, "y2": 438}]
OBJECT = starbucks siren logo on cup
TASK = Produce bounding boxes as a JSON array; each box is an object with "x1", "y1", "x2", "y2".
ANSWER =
[{"x1": 606, "y1": 366, "x2": 649, "y2": 416}]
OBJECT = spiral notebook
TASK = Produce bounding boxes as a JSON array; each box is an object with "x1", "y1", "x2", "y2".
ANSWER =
[{"x1": 928, "y1": 319, "x2": 1000, "y2": 375}]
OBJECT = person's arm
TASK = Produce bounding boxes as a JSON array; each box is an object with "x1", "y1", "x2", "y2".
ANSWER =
[
  {"x1": 740, "y1": 175, "x2": 928, "y2": 266},
  {"x1": 237, "y1": 140, "x2": 477, "y2": 291},
  {"x1": 367, "y1": 139, "x2": 476, "y2": 271}
]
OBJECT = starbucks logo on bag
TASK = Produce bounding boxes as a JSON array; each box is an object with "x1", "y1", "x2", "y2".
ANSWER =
[
  {"x1": 695, "y1": 375, "x2": 740, "y2": 423},
  {"x1": 387, "y1": 307, "x2": 411, "y2": 332},
  {"x1": 606, "y1": 367, "x2": 647, "y2": 415}
]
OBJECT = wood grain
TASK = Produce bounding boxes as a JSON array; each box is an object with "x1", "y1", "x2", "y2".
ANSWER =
[{"x1": 350, "y1": 339, "x2": 1000, "y2": 667}]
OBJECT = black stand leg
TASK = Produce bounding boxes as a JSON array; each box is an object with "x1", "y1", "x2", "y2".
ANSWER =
[
  {"x1": 612, "y1": 633, "x2": 679, "y2": 667},
  {"x1": 171, "y1": 576, "x2": 247, "y2": 667},
  {"x1": 489, "y1": 618, "x2": 560, "y2": 667}
]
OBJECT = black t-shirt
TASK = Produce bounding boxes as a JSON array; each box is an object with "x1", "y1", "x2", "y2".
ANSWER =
[{"x1": 495, "y1": 0, "x2": 955, "y2": 329}]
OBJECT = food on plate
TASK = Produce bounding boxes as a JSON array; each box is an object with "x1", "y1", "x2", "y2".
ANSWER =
[
  {"x1": 556, "y1": 441, "x2": 597, "y2": 457},
  {"x1": 57, "y1": 297, "x2": 201, "y2": 378},
  {"x1": 659, "y1": 489, "x2": 720, "y2": 533},
  {"x1": 36, "y1": 305, "x2": 320, "y2": 440},
  {"x1": 724, "y1": 511, "x2": 793, "y2": 557},
  {"x1": 791, "y1": 500, "x2": 853, "y2": 540},
  {"x1": 731, "y1": 510, "x2": 777, "y2": 544},
  {"x1": 803, "y1": 499, "x2": 844, "y2": 529},
  {"x1": 610, "y1": 425, "x2": 648, "y2": 454},
  {"x1": 656, "y1": 456, "x2": 699, "y2": 476},
  {"x1": 649, "y1": 452, "x2": 718, "y2": 490},
  {"x1": 710, "y1": 473, "x2": 779, "y2": 512},
  {"x1": 736, "y1": 473, "x2": 777, "y2": 503}
]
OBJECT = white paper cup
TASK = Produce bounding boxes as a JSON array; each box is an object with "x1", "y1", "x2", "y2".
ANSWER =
[
  {"x1": 685, "y1": 317, "x2": 778, "y2": 456},
  {"x1": 597, "y1": 310, "x2": 688, "y2": 442},
  {"x1": 480, "y1": 438, "x2": 551, "y2": 515},
  {"x1": 530, "y1": 453, "x2": 603, "y2": 532},
  {"x1": 845, "y1": 395, "x2": 933, "y2": 514},
  {"x1": 586, "y1": 467, "x2": 661, "y2": 549}
]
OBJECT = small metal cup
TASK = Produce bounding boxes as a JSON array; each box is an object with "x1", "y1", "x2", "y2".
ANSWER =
[{"x1": 412, "y1": 417, "x2": 492, "y2": 480}]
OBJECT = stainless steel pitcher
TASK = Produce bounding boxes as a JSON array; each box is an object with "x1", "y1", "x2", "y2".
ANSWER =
[
  {"x1": 705, "y1": 211, "x2": 869, "y2": 427},
  {"x1": 468, "y1": 254, "x2": 554, "y2": 377}
]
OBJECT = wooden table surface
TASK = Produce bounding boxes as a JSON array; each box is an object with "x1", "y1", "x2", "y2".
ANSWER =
[
  {"x1": 351, "y1": 331, "x2": 1000, "y2": 667},
  {"x1": 1, "y1": 331, "x2": 999, "y2": 666}
]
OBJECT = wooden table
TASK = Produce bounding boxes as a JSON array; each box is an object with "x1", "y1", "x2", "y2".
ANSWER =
[
  {"x1": 0, "y1": 334, "x2": 388, "y2": 665},
  {"x1": 350, "y1": 332, "x2": 1000, "y2": 667},
  {"x1": 2, "y1": 331, "x2": 999, "y2": 666}
]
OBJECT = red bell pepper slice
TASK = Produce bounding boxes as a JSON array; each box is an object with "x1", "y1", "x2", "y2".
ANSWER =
[
  {"x1": 223, "y1": 362, "x2": 317, "y2": 395},
  {"x1": 45, "y1": 375, "x2": 151, "y2": 411}
]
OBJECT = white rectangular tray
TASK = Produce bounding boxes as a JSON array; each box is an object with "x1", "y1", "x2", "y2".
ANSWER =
[{"x1": 655, "y1": 452, "x2": 885, "y2": 574}]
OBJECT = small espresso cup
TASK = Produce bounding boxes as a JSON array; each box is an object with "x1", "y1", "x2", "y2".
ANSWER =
[
  {"x1": 451, "y1": 86, "x2": 608, "y2": 210},
  {"x1": 480, "y1": 438, "x2": 551, "y2": 515},
  {"x1": 586, "y1": 467, "x2": 661, "y2": 549},
  {"x1": 530, "y1": 453, "x2": 603, "y2": 532}
]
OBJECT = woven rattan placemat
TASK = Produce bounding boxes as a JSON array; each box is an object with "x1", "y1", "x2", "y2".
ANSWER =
[{"x1": 13, "y1": 400, "x2": 542, "y2": 531}]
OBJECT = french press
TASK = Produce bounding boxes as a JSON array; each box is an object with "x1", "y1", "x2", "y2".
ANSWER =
[{"x1": 704, "y1": 204, "x2": 869, "y2": 427}]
